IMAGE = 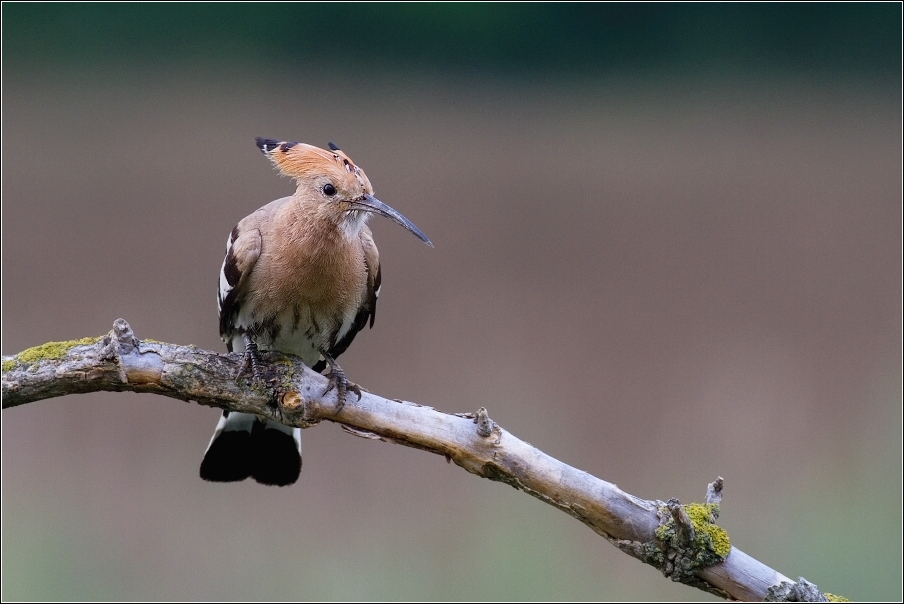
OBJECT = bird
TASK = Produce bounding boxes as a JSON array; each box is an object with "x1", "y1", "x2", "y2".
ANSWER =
[{"x1": 199, "y1": 137, "x2": 432, "y2": 486}]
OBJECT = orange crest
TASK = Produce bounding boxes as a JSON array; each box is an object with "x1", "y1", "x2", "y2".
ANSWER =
[{"x1": 255, "y1": 138, "x2": 373, "y2": 194}]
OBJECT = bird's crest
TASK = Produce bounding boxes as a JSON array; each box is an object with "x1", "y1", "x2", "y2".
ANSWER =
[{"x1": 255, "y1": 137, "x2": 372, "y2": 193}]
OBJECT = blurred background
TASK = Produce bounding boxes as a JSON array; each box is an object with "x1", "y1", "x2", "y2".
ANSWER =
[{"x1": 2, "y1": 4, "x2": 900, "y2": 601}]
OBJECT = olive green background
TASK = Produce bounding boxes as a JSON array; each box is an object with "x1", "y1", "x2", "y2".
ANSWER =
[{"x1": 3, "y1": 4, "x2": 901, "y2": 601}]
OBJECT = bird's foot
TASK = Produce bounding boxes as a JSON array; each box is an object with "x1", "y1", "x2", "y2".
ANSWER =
[
  {"x1": 322, "y1": 354, "x2": 362, "y2": 412},
  {"x1": 235, "y1": 334, "x2": 265, "y2": 386}
]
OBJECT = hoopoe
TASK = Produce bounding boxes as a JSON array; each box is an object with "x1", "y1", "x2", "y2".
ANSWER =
[{"x1": 199, "y1": 138, "x2": 431, "y2": 486}]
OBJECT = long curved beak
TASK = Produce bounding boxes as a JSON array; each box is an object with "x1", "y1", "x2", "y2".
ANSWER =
[{"x1": 350, "y1": 194, "x2": 433, "y2": 247}]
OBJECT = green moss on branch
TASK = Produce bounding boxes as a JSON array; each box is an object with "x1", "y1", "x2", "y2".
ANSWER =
[{"x1": 14, "y1": 337, "x2": 100, "y2": 365}]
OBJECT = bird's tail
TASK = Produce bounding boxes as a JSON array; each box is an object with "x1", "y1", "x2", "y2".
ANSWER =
[{"x1": 199, "y1": 411, "x2": 302, "y2": 486}]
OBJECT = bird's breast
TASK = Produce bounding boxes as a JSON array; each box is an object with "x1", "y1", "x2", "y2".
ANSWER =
[{"x1": 243, "y1": 229, "x2": 368, "y2": 361}]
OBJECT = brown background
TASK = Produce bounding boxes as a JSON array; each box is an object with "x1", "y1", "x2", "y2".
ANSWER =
[{"x1": 2, "y1": 10, "x2": 901, "y2": 599}]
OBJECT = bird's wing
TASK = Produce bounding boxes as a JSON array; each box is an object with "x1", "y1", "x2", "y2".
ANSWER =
[
  {"x1": 218, "y1": 222, "x2": 262, "y2": 345},
  {"x1": 361, "y1": 225, "x2": 381, "y2": 329},
  {"x1": 328, "y1": 226, "x2": 381, "y2": 359}
]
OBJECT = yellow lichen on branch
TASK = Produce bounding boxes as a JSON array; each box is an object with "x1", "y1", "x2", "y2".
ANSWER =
[
  {"x1": 13, "y1": 337, "x2": 101, "y2": 365},
  {"x1": 683, "y1": 503, "x2": 731, "y2": 559}
]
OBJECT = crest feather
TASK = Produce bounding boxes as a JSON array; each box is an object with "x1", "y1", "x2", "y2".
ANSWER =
[{"x1": 254, "y1": 137, "x2": 372, "y2": 193}]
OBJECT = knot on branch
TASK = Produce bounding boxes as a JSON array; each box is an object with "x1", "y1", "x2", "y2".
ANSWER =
[
  {"x1": 110, "y1": 318, "x2": 138, "y2": 355},
  {"x1": 705, "y1": 476, "x2": 723, "y2": 520},
  {"x1": 633, "y1": 477, "x2": 731, "y2": 591},
  {"x1": 475, "y1": 406, "x2": 494, "y2": 437},
  {"x1": 764, "y1": 577, "x2": 845, "y2": 602},
  {"x1": 653, "y1": 499, "x2": 730, "y2": 582}
]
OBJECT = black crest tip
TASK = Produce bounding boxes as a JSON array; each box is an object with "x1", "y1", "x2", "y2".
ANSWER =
[
  {"x1": 328, "y1": 142, "x2": 340, "y2": 151},
  {"x1": 256, "y1": 138, "x2": 298, "y2": 154},
  {"x1": 255, "y1": 137, "x2": 282, "y2": 154}
]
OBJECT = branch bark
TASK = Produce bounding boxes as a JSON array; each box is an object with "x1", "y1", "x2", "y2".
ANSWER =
[{"x1": 2, "y1": 319, "x2": 840, "y2": 602}]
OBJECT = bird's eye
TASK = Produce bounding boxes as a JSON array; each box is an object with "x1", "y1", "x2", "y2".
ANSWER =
[{"x1": 322, "y1": 183, "x2": 337, "y2": 197}]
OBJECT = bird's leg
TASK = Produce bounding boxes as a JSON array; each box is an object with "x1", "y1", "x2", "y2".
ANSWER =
[
  {"x1": 235, "y1": 334, "x2": 288, "y2": 421},
  {"x1": 235, "y1": 333, "x2": 265, "y2": 385},
  {"x1": 321, "y1": 352, "x2": 362, "y2": 412}
]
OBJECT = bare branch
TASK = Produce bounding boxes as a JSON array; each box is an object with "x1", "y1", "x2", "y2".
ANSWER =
[{"x1": 2, "y1": 319, "x2": 841, "y2": 602}]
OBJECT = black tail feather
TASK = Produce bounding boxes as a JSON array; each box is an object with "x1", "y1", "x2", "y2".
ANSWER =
[
  {"x1": 200, "y1": 430, "x2": 252, "y2": 482},
  {"x1": 200, "y1": 413, "x2": 301, "y2": 486},
  {"x1": 251, "y1": 426, "x2": 302, "y2": 486}
]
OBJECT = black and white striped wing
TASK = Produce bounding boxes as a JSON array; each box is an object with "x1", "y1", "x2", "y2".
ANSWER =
[{"x1": 217, "y1": 223, "x2": 262, "y2": 349}]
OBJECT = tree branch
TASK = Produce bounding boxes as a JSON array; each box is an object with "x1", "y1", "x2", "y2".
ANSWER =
[{"x1": 2, "y1": 319, "x2": 844, "y2": 602}]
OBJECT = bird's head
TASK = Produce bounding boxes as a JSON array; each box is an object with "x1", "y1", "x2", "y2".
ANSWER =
[{"x1": 255, "y1": 138, "x2": 432, "y2": 247}]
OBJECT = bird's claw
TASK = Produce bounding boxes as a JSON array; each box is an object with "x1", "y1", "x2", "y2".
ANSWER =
[
  {"x1": 323, "y1": 362, "x2": 362, "y2": 413},
  {"x1": 235, "y1": 334, "x2": 265, "y2": 386}
]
